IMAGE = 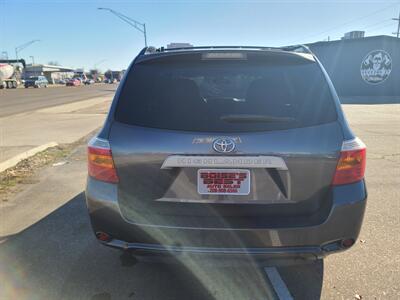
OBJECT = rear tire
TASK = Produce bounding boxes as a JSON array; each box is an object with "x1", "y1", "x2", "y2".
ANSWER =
[
  {"x1": 12, "y1": 81, "x2": 17, "y2": 89},
  {"x1": 7, "y1": 81, "x2": 13, "y2": 89}
]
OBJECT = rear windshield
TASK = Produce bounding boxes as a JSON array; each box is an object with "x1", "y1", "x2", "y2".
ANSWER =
[{"x1": 115, "y1": 54, "x2": 337, "y2": 132}]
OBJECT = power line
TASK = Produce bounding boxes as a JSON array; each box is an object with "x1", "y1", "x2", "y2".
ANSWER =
[
  {"x1": 367, "y1": 23, "x2": 396, "y2": 33},
  {"x1": 289, "y1": 3, "x2": 399, "y2": 44},
  {"x1": 362, "y1": 19, "x2": 392, "y2": 30}
]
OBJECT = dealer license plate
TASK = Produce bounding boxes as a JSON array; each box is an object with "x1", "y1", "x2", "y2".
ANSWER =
[{"x1": 197, "y1": 169, "x2": 251, "y2": 195}]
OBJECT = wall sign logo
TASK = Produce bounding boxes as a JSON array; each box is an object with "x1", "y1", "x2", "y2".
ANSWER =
[{"x1": 360, "y1": 50, "x2": 392, "y2": 84}]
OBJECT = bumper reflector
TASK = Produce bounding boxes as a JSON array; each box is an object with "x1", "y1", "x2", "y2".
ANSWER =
[{"x1": 96, "y1": 231, "x2": 111, "y2": 242}]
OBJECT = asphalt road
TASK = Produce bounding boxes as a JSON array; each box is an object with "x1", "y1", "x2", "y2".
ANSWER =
[
  {"x1": 0, "y1": 103, "x2": 399, "y2": 299},
  {"x1": 0, "y1": 143, "x2": 276, "y2": 300},
  {"x1": 0, "y1": 84, "x2": 116, "y2": 117}
]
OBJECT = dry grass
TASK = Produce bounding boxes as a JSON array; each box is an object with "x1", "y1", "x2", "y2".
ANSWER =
[{"x1": 0, "y1": 144, "x2": 76, "y2": 201}]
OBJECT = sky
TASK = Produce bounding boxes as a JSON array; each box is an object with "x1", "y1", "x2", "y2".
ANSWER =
[{"x1": 1, "y1": 0, "x2": 399, "y2": 71}]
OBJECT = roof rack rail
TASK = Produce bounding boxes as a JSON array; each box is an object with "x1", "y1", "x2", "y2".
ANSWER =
[
  {"x1": 139, "y1": 44, "x2": 314, "y2": 56},
  {"x1": 154, "y1": 45, "x2": 281, "y2": 52}
]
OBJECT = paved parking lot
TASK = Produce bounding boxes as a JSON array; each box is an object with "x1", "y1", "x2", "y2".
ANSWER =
[{"x1": 0, "y1": 103, "x2": 399, "y2": 299}]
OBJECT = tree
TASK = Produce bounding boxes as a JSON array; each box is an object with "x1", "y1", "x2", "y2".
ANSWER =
[{"x1": 47, "y1": 61, "x2": 60, "y2": 66}]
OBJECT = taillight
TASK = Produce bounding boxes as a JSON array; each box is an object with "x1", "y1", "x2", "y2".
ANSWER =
[
  {"x1": 88, "y1": 137, "x2": 119, "y2": 183},
  {"x1": 332, "y1": 137, "x2": 366, "y2": 186}
]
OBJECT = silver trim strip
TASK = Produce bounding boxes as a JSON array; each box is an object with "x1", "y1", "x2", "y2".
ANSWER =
[{"x1": 161, "y1": 155, "x2": 288, "y2": 170}]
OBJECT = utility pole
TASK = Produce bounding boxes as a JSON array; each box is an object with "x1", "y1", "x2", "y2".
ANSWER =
[{"x1": 393, "y1": 10, "x2": 400, "y2": 38}]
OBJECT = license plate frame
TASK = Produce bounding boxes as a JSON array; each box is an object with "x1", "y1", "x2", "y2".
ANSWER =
[{"x1": 197, "y1": 169, "x2": 251, "y2": 195}]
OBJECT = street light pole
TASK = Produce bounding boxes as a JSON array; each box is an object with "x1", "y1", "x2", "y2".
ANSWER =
[
  {"x1": 30, "y1": 56, "x2": 35, "y2": 65},
  {"x1": 143, "y1": 23, "x2": 147, "y2": 47},
  {"x1": 94, "y1": 59, "x2": 107, "y2": 70},
  {"x1": 15, "y1": 39, "x2": 40, "y2": 60},
  {"x1": 97, "y1": 8, "x2": 147, "y2": 47}
]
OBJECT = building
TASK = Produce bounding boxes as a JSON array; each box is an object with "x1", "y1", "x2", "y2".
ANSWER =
[
  {"x1": 167, "y1": 42, "x2": 193, "y2": 49},
  {"x1": 342, "y1": 31, "x2": 365, "y2": 40},
  {"x1": 23, "y1": 64, "x2": 75, "y2": 84},
  {"x1": 307, "y1": 35, "x2": 399, "y2": 100}
]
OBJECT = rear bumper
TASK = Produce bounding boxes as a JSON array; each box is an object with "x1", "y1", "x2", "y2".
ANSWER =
[
  {"x1": 85, "y1": 178, "x2": 367, "y2": 263},
  {"x1": 108, "y1": 241, "x2": 325, "y2": 265}
]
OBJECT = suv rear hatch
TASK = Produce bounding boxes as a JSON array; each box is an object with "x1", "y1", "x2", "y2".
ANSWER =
[{"x1": 109, "y1": 50, "x2": 343, "y2": 228}]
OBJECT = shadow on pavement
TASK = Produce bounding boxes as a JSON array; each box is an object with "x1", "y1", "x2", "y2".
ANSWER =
[
  {"x1": 0, "y1": 192, "x2": 274, "y2": 300},
  {"x1": 276, "y1": 260, "x2": 324, "y2": 300}
]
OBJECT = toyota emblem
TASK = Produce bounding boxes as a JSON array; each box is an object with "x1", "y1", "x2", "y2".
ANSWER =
[{"x1": 212, "y1": 138, "x2": 236, "y2": 153}]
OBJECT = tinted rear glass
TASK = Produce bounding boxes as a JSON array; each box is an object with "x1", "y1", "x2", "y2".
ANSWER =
[{"x1": 115, "y1": 54, "x2": 337, "y2": 132}]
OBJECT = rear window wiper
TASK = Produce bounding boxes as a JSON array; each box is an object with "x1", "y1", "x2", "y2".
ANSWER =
[
  {"x1": 204, "y1": 97, "x2": 245, "y2": 102},
  {"x1": 220, "y1": 114, "x2": 296, "y2": 123}
]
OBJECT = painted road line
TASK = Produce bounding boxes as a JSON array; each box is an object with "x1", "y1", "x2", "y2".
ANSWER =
[
  {"x1": 264, "y1": 267, "x2": 293, "y2": 300},
  {"x1": 0, "y1": 142, "x2": 58, "y2": 173}
]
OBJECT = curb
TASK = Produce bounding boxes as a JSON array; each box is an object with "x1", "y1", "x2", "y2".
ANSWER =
[{"x1": 0, "y1": 142, "x2": 59, "y2": 173}]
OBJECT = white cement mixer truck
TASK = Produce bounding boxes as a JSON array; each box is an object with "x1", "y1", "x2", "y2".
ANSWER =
[{"x1": 0, "y1": 59, "x2": 26, "y2": 89}]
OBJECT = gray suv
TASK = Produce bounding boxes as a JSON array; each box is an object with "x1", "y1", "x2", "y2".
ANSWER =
[
  {"x1": 24, "y1": 75, "x2": 48, "y2": 88},
  {"x1": 86, "y1": 46, "x2": 367, "y2": 265}
]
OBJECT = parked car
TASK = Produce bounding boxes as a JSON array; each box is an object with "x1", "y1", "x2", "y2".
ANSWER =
[
  {"x1": 24, "y1": 76, "x2": 48, "y2": 88},
  {"x1": 84, "y1": 79, "x2": 95, "y2": 85},
  {"x1": 66, "y1": 78, "x2": 81, "y2": 86},
  {"x1": 73, "y1": 74, "x2": 87, "y2": 83},
  {"x1": 104, "y1": 78, "x2": 117, "y2": 84},
  {"x1": 86, "y1": 46, "x2": 367, "y2": 265},
  {"x1": 56, "y1": 79, "x2": 67, "y2": 85}
]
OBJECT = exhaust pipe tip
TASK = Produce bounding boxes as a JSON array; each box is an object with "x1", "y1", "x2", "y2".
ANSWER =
[{"x1": 322, "y1": 238, "x2": 356, "y2": 252}]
